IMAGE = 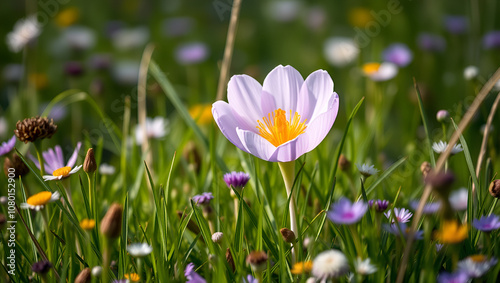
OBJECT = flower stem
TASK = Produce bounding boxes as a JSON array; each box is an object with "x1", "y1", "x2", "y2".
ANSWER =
[
  {"x1": 86, "y1": 172, "x2": 94, "y2": 218},
  {"x1": 278, "y1": 161, "x2": 298, "y2": 264},
  {"x1": 349, "y1": 224, "x2": 363, "y2": 257},
  {"x1": 34, "y1": 141, "x2": 45, "y2": 176},
  {"x1": 42, "y1": 208, "x2": 53, "y2": 262}
]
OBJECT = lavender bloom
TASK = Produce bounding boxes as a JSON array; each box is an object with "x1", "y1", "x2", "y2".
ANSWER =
[
  {"x1": 437, "y1": 271, "x2": 469, "y2": 283},
  {"x1": 444, "y1": 16, "x2": 468, "y2": 34},
  {"x1": 192, "y1": 192, "x2": 214, "y2": 206},
  {"x1": 457, "y1": 256, "x2": 498, "y2": 278},
  {"x1": 436, "y1": 244, "x2": 444, "y2": 252},
  {"x1": 384, "y1": 208, "x2": 413, "y2": 223},
  {"x1": 185, "y1": 263, "x2": 206, "y2": 283},
  {"x1": 483, "y1": 31, "x2": 500, "y2": 49},
  {"x1": 368, "y1": 199, "x2": 389, "y2": 212},
  {"x1": 0, "y1": 135, "x2": 16, "y2": 156},
  {"x1": 112, "y1": 280, "x2": 129, "y2": 283},
  {"x1": 245, "y1": 275, "x2": 258, "y2": 283},
  {"x1": 384, "y1": 223, "x2": 424, "y2": 240},
  {"x1": 382, "y1": 43, "x2": 413, "y2": 67},
  {"x1": 29, "y1": 142, "x2": 82, "y2": 175},
  {"x1": 327, "y1": 198, "x2": 367, "y2": 225},
  {"x1": 418, "y1": 33, "x2": 446, "y2": 52},
  {"x1": 223, "y1": 171, "x2": 250, "y2": 189},
  {"x1": 473, "y1": 215, "x2": 500, "y2": 232},
  {"x1": 175, "y1": 42, "x2": 209, "y2": 65},
  {"x1": 409, "y1": 200, "x2": 441, "y2": 214},
  {"x1": 31, "y1": 260, "x2": 52, "y2": 274}
]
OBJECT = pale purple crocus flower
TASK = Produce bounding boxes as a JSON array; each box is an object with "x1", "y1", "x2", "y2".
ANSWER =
[
  {"x1": 175, "y1": 42, "x2": 209, "y2": 65},
  {"x1": 384, "y1": 223, "x2": 424, "y2": 240},
  {"x1": 384, "y1": 208, "x2": 413, "y2": 223},
  {"x1": 212, "y1": 65, "x2": 339, "y2": 162},
  {"x1": 327, "y1": 197, "x2": 367, "y2": 225},
  {"x1": 418, "y1": 33, "x2": 446, "y2": 52},
  {"x1": 29, "y1": 142, "x2": 82, "y2": 175},
  {"x1": 444, "y1": 16, "x2": 468, "y2": 34},
  {"x1": 382, "y1": 43, "x2": 413, "y2": 67},
  {"x1": 0, "y1": 135, "x2": 16, "y2": 156},
  {"x1": 223, "y1": 171, "x2": 250, "y2": 189},
  {"x1": 409, "y1": 200, "x2": 441, "y2": 214},
  {"x1": 483, "y1": 31, "x2": 500, "y2": 49},
  {"x1": 192, "y1": 192, "x2": 214, "y2": 206},
  {"x1": 185, "y1": 263, "x2": 206, "y2": 283},
  {"x1": 472, "y1": 215, "x2": 500, "y2": 232},
  {"x1": 437, "y1": 271, "x2": 469, "y2": 283}
]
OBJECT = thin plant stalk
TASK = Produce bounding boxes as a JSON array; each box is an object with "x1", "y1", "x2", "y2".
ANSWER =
[
  {"x1": 33, "y1": 141, "x2": 45, "y2": 176},
  {"x1": 278, "y1": 161, "x2": 298, "y2": 264}
]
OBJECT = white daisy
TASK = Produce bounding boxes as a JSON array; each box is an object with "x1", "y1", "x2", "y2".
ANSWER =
[
  {"x1": 127, "y1": 243, "x2": 153, "y2": 257},
  {"x1": 112, "y1": 27, "x2": 149, "y2": 51},
  {"x1": 432, "y1": 141, "x2": 463, "y2": 155},
  {"x1": 449, "y1": 188, "x2": 468, "y2": 211},
  {"x1": 99, "y1": 164, "x2": 116, "y2": 175},
  {"x1": 20, "y1": 191, "x2": 60, "y2": 211},
  {"x1": 355, "y1": 257, "x2": 377, "y2": 275},
  {"x1": 362, "y1": 62, "x2": 398, "y2": 81},
  {"x1": 457, "y1": 255, "x2": 498, "y2": 278},
  {"x1": 312, "y1": 249, "x2": 350, "y2": 281},
  {"x1": 324, "y1": 37, "x2": 359, "y2": 67},
  {"x1": 6, "y1": 15, "x2": 41, "y2": 53},
  {"x1": 463, "y1": 66, "x2": 479, "y2": 80},
  {"x1": 135, "y1": 117, "x2": 169, "y2": 145},
  {"x1": 42, "y1": 165, "x2": 82, "y2": 181},
  {"x1": 356, "y1": 163, "x2": 379, "y2": 177}
]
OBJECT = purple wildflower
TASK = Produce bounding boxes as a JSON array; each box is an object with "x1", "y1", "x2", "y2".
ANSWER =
[
  {"x1": 175, "y1": 42, "x2": 209, "y2": 65},
  {"x1": 384, "y1": 223, "x2": 424, "y2": 240},
  {"x1": 409, "y1": 200, "x2": 441, "y2": 214},
  {"x1": 437, "y1": 271, "x2": 469, "y2": 283},
  {"x1": 418, "y1": 33, "x2": 446, "y2": 52},
  {"x1": 483, "y1": 31, "x2": 500, "y2": 49},
  {"x1": 245, "y1": 274, "x2": 258, "y2": 283},
  {"x1": 436, "y1": 244, "x2": 444, "y2": 252},
  {"x1": 29, "y1": 142, "x2": 82, "y2": 175},
  {"x1": 112, "y1": 280, "x2": 129, "y2": 283},
  {"x1": 64, "y1": 61, "x2": 84, "y2": 77},
  {"x1": 223, "y1": 171, "x2": 250, "y2": 189},
  {"x1": 368, "y1": 199, "x2": 389, "y2": 212},
  {"x1": 327, "y1": 197, "x2": 367, "y2": 225},
  {"x1": 0, "y1": 135, "x2": 16, "y2": 156},
  {"x1": 382, "y1": 43, "x2": 413, "y2": 67},
  {"x1": 444, "y1": 16, "x2": 468, "y2": 34},
  {"x1": 472, "y1": 215, "x2": 500, "y2": 232},
  {"x1": 457, "y1": 256, "x2": 498, "y2": 278},
  {"x1": 185, "y1": 263, "x2": 206, "y2": 283},
  {"x1": 384, "y1": 208, "x2": 413, "y2": 223},
  {"x1": 31, "y1": 260, "x2": 52, "y2": 274},
  {"x1": 192, "y1": 192, "x2": 214, "y2": 206}
]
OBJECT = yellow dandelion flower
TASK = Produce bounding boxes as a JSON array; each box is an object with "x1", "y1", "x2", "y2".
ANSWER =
[
  {"x1": 291, "y1": 260, "x2": 313, "y2": 275},
  {"x1": 435, "y1": 220, "x2": 469, "y2": 244},
  {"x1": 189, "y1": 104, "x2": 213, "y2": 125},
  {"x1": 124, "y1": 273, "x2": 140, "y2": 282},
  {"x1": 80, "y1": 219, "x2": 96, "y2": 231},
  {"x1": 56, "y1": 7, "x2": 79, "y2": 27}
]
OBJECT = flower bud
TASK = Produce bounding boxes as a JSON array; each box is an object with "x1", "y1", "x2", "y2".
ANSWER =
[
  {"x1": 91, "y1": 266, "x2": 102, "y2": 277},
  {"x1": 226, "y1": 248, "x2": 235, "y2": 272},
  {"x1": 280, "y1": 228, "x2": 296, "y2": 243},
  {"x1": 74, "y1": 267, "x2": 91, "y2": 283},
  {"x1": 100, "y1": 203, "x2": 122, "y2": 239},
  {"x1": 246, "y1": 251, "x2": 268, "y2": 273},
  {"x1": 338, "y1": 154, "x2": 351, "y2": 172},
  {"x1": 4, "y1": 153, "x2": 29, "y2": 178},
  {"x1": 489, "y1": 180, "x2": 500, "y2": 199},
  {"x1": 212, "y1": 232, "x2": 223, "y2": 243},
  {"x1": 83, "y1": 148, "x2": 97, "y2": 173},
  {"x1": 420, "y1": 161, "x2": 431, "y2": 178},
  {"x1": 436, "y1": 110, "x2": 450, "y2": 123}
]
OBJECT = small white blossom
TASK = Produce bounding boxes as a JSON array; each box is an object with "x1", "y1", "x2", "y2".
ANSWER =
[
  {"x1": 6, "y1": 16, "x2": 40, "y2": 53},
  {"x1": 135, "y1": 117, "x2": 169, "y2": 145},
  {"x1": 99, "y1": 164, "x2": 116, "y2": 175},
  {"x1": 356, "y1": 163, "x2": 379, "y2": 177},
  {"x1": 355, "y1": 257, "x2": 377, "y2": 275},
  {"x1": 432, "y1": 141, "x2": 463, "y2": 155},
  {"x1": 91, "y1": 266, "x2": 102, "y2": 277},
  {"x1": 312, "y1": 249, "x2": 349, "y2": 280},
  {"x1": 127, "y1": 243, "x2": 153, "y2": 257},
  {"x1": 463, "y1": 66, "x2": 479, "y2": 80},
  {"x1": 449, "y1": 188, "x2": 468, "y2": 211},
  {"x1": 324, "y1": 37, "x2": 359, "y2": 67},
  {"x1": 211, "y1": 232, "x2": 223, "y2": 243}
]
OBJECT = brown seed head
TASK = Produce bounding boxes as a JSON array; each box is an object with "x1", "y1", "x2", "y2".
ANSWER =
[
  {"x1": 100, "y1": 203, "x2": 122, "y2": 239},
  {"x1": 246, "y1": 251, "x2": 268, "y2": 272},
  {"x1": 83, "y1": 148, "x2": 97, "y2": 173},
  {"x1": 489, "y1": 180, "x2": 500, "y2": 199},
  {"x1": 4, "y1": 153, "x2": 29, "y2": 178},
  {"x1": 280, "y1": 228, "x2": 296, "y2": 243},
  {"x1": 338, "y1": 154, "x2": 351, "y2": 172},
  {"x1": 74, "y1": 267, "x2": 91, "y2": 283},
  {"x1": 15, "y1": 116, "x2": 57, "y2": 143},
  {"x1": 420, "y1": 161, "x2": 431, "y2": 178}
]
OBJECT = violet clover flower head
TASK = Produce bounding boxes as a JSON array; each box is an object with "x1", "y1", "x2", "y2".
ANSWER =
[
  {"x1": 382, "y1": 43, "x2": 413, "y2": 67},
  {"x1": 327, "y1": 197, "x2": 367, "y2": 225},
  {"x1": 472, "y1": 215, "x2": 500, "y2": 232},
  {"x1": 385, "y1": 208, "x2": 413, "y2": 223},
  {"x1": 483, "y1": 31, "x2": 500, "y2": 49},
  {"x1": 223, "y1": 171, "x2": 250, "y2": 189},
  {"x1": 0, "y1": 135, "x2": 16, "y2": 156},
  {"x1": 384, "y1": 223, "x2": 424, "y2": 240},
  {"x1": 212, "y1": 65, "x2": 339, "y2": 162},
  {"x1": 31, "y1": 260, "x2": 52, "y2": 274},
  {"x1": 368, "y1": 199, "x2": 389, "y2": 212},
  {"x1": 409, "y1": 200, "x2": 441, "y2": 214},
  {"x1": 192, "y1": 192, "x2": 214, "y2": 206},
  {"x1": 175, "y1": 42, "x2": 209, "y2": 65},
  {"x1": 444, "y1": 16, "x2": 468, "y2": 34},
  {"x1": 418, "y1": 33, "x2": 446, "y2": 52},
  {"x1": 185, "y1": 263, "x2": 206, "y2": 283},
  {"x1": 437, "y1": 271, "x2": 469, "y2": 283},
  {"x1": 29, "y1": 142, "x2": 82, "y2": 175}
]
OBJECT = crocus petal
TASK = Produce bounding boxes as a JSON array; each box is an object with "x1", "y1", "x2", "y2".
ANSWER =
[
  {"x1": 66, "y1": 142, "x2": 82, "y2": 168},
  {"x1": 212, "y1": 101, "x2": 248, "y2": 152},
  {"x1": 236, "y1": 128, "x2": 278, "y2": 161},
  {"x1": 302, "y1": 93, "x2": 339, "y2": 152},
  {"x1": 298, "y1": 70, "x2": 335, "y2": 122},
  {"x1": 262, "y1": 65, "x2": 303, "y2": 113},
  {"x1": 260, "y1": 90, "x2": 277, "y2": 119},
  {"x1": 227, "y1": 75, "x2": 263, "y2": 130},
  {"x1": 271, "y1": 134, "x2": 309, "y2": 162}
]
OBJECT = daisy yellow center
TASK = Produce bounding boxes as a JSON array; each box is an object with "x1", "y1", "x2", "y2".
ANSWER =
[
  {"x1": 362, "y1": 63, "x2": 381, "y2": 75},
  {"x1": 470, "y1": 255, "x2": 486, "y2": 262},
  {"x1": 53, "y1": 166, "x2": 71, "y2": 177},
  {"x1": 256, "y1": 109, "x2": 307, "y2": 147},
  {"x1": 80, "y1": 219, "x2": 96, "y2": 230},
  {"x1": 27, "y1": 191, "x2": 52, "y2": 206},
  {"x1": 291, "y1": 261, "x2": 313, "y2": 274}
]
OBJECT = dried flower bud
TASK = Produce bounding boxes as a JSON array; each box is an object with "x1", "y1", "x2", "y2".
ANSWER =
[
  {"x1": 489, "y1": 180, "x2": 500, "y2": 199},
  {"x1": 83, "y1": 148, "x2": 97, "y2": 173},
  {"x1": 4, "y1": 153, "x2": 29, "y2": 178},
  {"x1": 74, "y1": 267, "x2": 91, "y2": 283},
  {"x1": 0, "y1": 214, "x2": 6, "y2": 229},
  {"x1": 280, "y1": 228, "x2": 296, "y2": 243},
  {"x1": 246, "y1": 251, "x2": 268, "y2": 273},
  {"x1": 226, "y1": 248, "x2": 235, "y2": 272},
  {"x1": 425, "y1": 171, "x2": 455, "y2": 196},
  {"x1": 338, "y1": 154, "x2": 351, "y2": 172},
  {"x1": 212, "y1": 232, "x2": 223, "y2": 243},
  {"x1": 420, "y1": 161, "x2": 431, "y2": 178},
  {"x1": 176, "y1": 210, "x2": 200, "y2": 235},
  {"x1": 100, "y1": 203, "x2": 122, "y2": 239},
  {"x1": 15, "y1": 116, "x2": 57, "y2": 143}
]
